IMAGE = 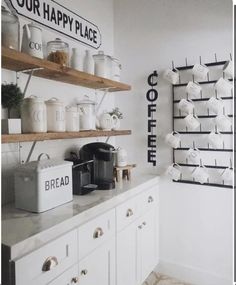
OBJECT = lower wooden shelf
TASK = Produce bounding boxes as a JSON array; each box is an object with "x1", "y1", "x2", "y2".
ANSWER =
[{"x1": 2, "y1": 130, "x2": 131, "y2": 143}]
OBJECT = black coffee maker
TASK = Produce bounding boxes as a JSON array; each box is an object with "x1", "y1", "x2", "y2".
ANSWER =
[
  {"x1": 79, "y1": 142, "x2": 115, "y2": 190},
  {"x1": 65, "y1": 152, "x2": 98, "y2": 195}
]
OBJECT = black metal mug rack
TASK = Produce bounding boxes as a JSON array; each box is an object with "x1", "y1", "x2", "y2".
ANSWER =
[{"x1": 171, "y1": 55, "x2": 234, "y2": 189}]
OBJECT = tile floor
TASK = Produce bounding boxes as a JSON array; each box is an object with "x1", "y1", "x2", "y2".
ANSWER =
[{"x1": 143, "y1": 272, "x2": 193, "y2": 285}]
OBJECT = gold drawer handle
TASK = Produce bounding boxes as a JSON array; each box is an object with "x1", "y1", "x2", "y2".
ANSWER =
[
  {"x1": 126, "y1": 208, "x2": 134, "y2": 217},
  {"x1": 138, "y1": 225, "x2": 143, "y2": 229},
  {"x1": 148, "y1": 196, "x2": 154, "y2": 203},
  {"x1": 71, "y1": 277, "x2": 79, "y2": 283},
  {"x1": 142, "y1": 221, "x2": 147, "y2": 226},
  {"x1": 42, "y1": 256, "x2": 58, "y2": 272},
  {"x1": 93, "y1": 227, "x2": 104, "y2": 239},
  {"x1": 81, "y1": 269, "x2": 88, "y2": 275}
]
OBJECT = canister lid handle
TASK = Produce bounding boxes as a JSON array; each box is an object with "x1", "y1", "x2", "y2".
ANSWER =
[{"x1": 37, "y1": 153, "x2": 50, "y2": 161}]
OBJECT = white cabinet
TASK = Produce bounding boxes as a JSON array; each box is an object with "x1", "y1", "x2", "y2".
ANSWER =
[
  {"x1": 116, "y1": 187, "x2": 158, "y2": 285},
  {"x1": 78, "y1": 238, "x2": 115, "y2": 285},
  {"x1": 48, "y1": 264, "x2": 79, "y2": 285},
  {"x1": 138, "y1": 207, "x2": 157, "y2": 283},
  {"x1": 10, "y1": 183, "x2": 158, "y2": 285},
  {"x1": 13, "y1": 230, "x2": 78, "y2": 285},
  {"x1": 117, "y1": 222, "x2": 137, "y2": 285}
]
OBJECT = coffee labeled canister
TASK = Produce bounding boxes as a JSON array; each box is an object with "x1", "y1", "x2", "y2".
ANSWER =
[
  {"x1": 21, "y1": 96, "x2": 47, "y2": 133},
  {"x1": 46, "y1": 97, "x2": 65, "y2": 132}
]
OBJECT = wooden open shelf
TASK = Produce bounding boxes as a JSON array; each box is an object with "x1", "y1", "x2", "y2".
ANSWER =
[
  {"x1": 2, "y1": 47, "x2": 131, "y2": 92},
  {"x1": 2, "y1": 130, "x2": 132, "y2": 144}
]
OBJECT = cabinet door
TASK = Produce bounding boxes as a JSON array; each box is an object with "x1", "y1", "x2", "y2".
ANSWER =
[
  {"x1": 78, "y1": 238, "x2": 115, "y2": 285},
  {"x1": 139, "y1": 207, "x2": 157, "y2": 283},
  {"x1": 48, "y1": 264, "x2": 79, "y2": 285},
  {"x1": 116, "y1": 222, "x2": 138, "y2": 285}
]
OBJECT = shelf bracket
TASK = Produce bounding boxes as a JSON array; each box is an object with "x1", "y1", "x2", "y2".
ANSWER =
[
  {"x1": 96, "y1": 89, "x2": 108, "y2": 114},
  {"x1": 105, "y1": 137, "x2": 110, "y2": 143}
]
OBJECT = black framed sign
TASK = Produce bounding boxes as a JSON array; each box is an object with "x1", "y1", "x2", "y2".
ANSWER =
[{"x1": 6, "y1": 0, "x2": 102, "y2": 49}]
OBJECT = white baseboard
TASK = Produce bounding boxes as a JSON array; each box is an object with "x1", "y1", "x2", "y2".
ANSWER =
[{"x1": 155, "y1": 259, "x2": 233, "y2": 285}]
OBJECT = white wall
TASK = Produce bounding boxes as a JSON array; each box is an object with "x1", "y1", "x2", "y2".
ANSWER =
[
  {"x1": 1, "y1": 0, "x2": 116, "y2": 205},
  {"x1": 114, "y1": 0, "x2": 233, "y2": 284}
]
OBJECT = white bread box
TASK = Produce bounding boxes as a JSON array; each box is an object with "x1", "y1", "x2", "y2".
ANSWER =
[{"x1": 14, "y1": 154, "x2": 73, "y2": 213}]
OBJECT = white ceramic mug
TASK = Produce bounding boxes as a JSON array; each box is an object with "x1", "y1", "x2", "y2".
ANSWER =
[
  {"x1": 214, "y1": 77, "x2": 232, "y2": 94},
  {"x1": 186, "y1": 81, "x2": 202, "y2": 97},
  {"x1": 165, "y1": 131, "x2": 181, "y2": 148},
  {"x1": 163, "y1": 68, "x2": 179, "y2": 84},
  {"x1": 184, "y1": 114, "x2": 200, "y2": 130},
  {"x1": 191, "y1": 166, "x2": 209, "y2": 184},
  {"x1": 208, "y1": 131, "x2": 223, "y2": 149},
  {"x1": 187, "y1": 148, "x2": 201, "y2": 163},
  {"x1": 166, "y1": 163, "x2": 182, "y2": 181},
  {"x1": 206, "y1": 97, "x2": 224, "y2": 114},
  {"x1": 192, "y1": 64, "x2": 209, "y2": 80},
  {"x1": 178, "y1": 99, "x2": 194, "y2": 114},
  {"x1": 221, "y1": 167, "x2": 233, "y2": 182},
  {"x1": 223, "y1": 60, "x2": 233, "y2": 77},
  {"x1": 214, "y1": 114, "x2": 232, "y2": 131}
]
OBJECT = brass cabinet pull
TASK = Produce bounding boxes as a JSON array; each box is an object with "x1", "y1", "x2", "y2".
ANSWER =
[
  {"x1": 81, "y1": 269, "x2": 88, "y2": 275},
  {"x1": 126, "y1": 208, "x2": 133, "y2": 217},
  {"x1": 142, "y1": 221, "x2": 147, "y2": 226},
  {"x1": 138, "y1": 225, "x2": 143, "y2": 229},
  {"x1": 93, "y1": 227, "x2": 104, "y2": 239},
  {"x1": 148, "y1": 196, "x2": 154, "y2": 203},
  {"x1": 71, "y1": 277, "x2": 79, "y2": 283},
  {"x1": 42, "y1": 256, "x2": 58, "y2": 272}
]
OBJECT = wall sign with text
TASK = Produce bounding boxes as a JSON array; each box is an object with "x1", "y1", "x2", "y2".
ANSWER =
[
  {"x1": 6, "y1": 0, "x2": 102, "y2": 49},
  {"x1": 146, "y1": 70, "x2": 158, "y2": 166}
]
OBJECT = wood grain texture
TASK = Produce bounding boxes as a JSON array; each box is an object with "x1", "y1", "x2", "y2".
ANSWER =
[
  {"x1": 2, "y1": 47, "x2": 131, "y2": 92},
  {"x1": 2, "y1": 130, "x2": 132, "y2": 143}
]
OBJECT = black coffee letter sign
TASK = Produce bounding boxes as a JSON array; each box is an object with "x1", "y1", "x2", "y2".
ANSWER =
[{"x1": 146, "y1": 70, "x2": 158, "y2": 166}]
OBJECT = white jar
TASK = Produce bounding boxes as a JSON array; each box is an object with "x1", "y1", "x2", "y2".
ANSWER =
[
  {"x1": 66, "y1": 106, "x2": 79, "y2": 132},
  {"x1": 46, "y1": 98, "x2": 65, "y2": 132},
  {"x1": 93, "y1": 51, "x2": 112, "y2": 78},
  {"x1": 111, "y1": 57, "x2": 121, "y2": 81},
  {"x1": 116, "y1": 147, "x2": 128, "y2": 167},
  {"x1": 71, "y1": 48, "x2": 83, "y2": 71},
  {"x1": 83, "y1": 50, "x2": 94, "y2": 74},
  {"x1": 21, "y1": 96, "x2": 47, "y2": 133},
  {"x1": 77, "y1": 96, "x2": 96, "y2": 130}
]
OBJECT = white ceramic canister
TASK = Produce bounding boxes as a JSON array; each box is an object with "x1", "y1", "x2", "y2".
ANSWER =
[
  {"x1": 21, "y1": 96, "x2": 47, "y2": 133},
  {"x1": 21, "y1": 22, "x2": 43, "y2": 58},
  {"x1": 93, "y1": 51, "x2": 112, "y2": 78},
  {"x1": 116, "y1": 147, "x2": 128, "y2": 167},
  {"x1": 46, "y1": 98, "x2": 65, "y2": 132},
  {"x1": 77, "y1": 96, "x2": 96, "y2": 130},
  {"x1": 66, "y1": 106, "x2": 79, "y2": 132}
]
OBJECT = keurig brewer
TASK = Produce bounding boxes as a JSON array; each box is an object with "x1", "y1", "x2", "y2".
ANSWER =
[
  {"x1": 79, "y1": 142, "x2": 115, "y2": 190},
  {"x1": 65, "y1": 152, "x2": 98, "y2": 195}
]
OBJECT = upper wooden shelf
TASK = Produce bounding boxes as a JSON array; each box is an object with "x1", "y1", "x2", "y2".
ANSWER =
[
  {"x1": 1, "y1": 47, "x2": 131, "y2": 92},
  {"x1": 2, "y1": 130, "x2": 132, "y2": 144}
]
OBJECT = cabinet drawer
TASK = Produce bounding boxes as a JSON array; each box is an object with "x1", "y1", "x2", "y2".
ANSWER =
[
  {"x1": 48, "y1": 264, "x2": 79, "y2": 285},
  {"x1": 138, "y1": 187, "x2": 157, "y2": 215},
  {"x1": 78, "y1": 209, "x2": 115, "y2": 260},
  {"x1": 14, "y1": 230, "x2": 78, "y2": 285},
  {"x1": 116, "y1": 196, "x2": 139, "y2": 231}
]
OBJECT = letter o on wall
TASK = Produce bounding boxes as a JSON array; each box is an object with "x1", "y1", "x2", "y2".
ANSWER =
[{"x1": 146, "y1": 89, "x2": 158, "y2": 102}]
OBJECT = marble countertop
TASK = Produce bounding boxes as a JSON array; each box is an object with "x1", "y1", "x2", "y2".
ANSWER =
[{"x1": 2, "y1": 173, "x2": 159, "y2": 259}]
